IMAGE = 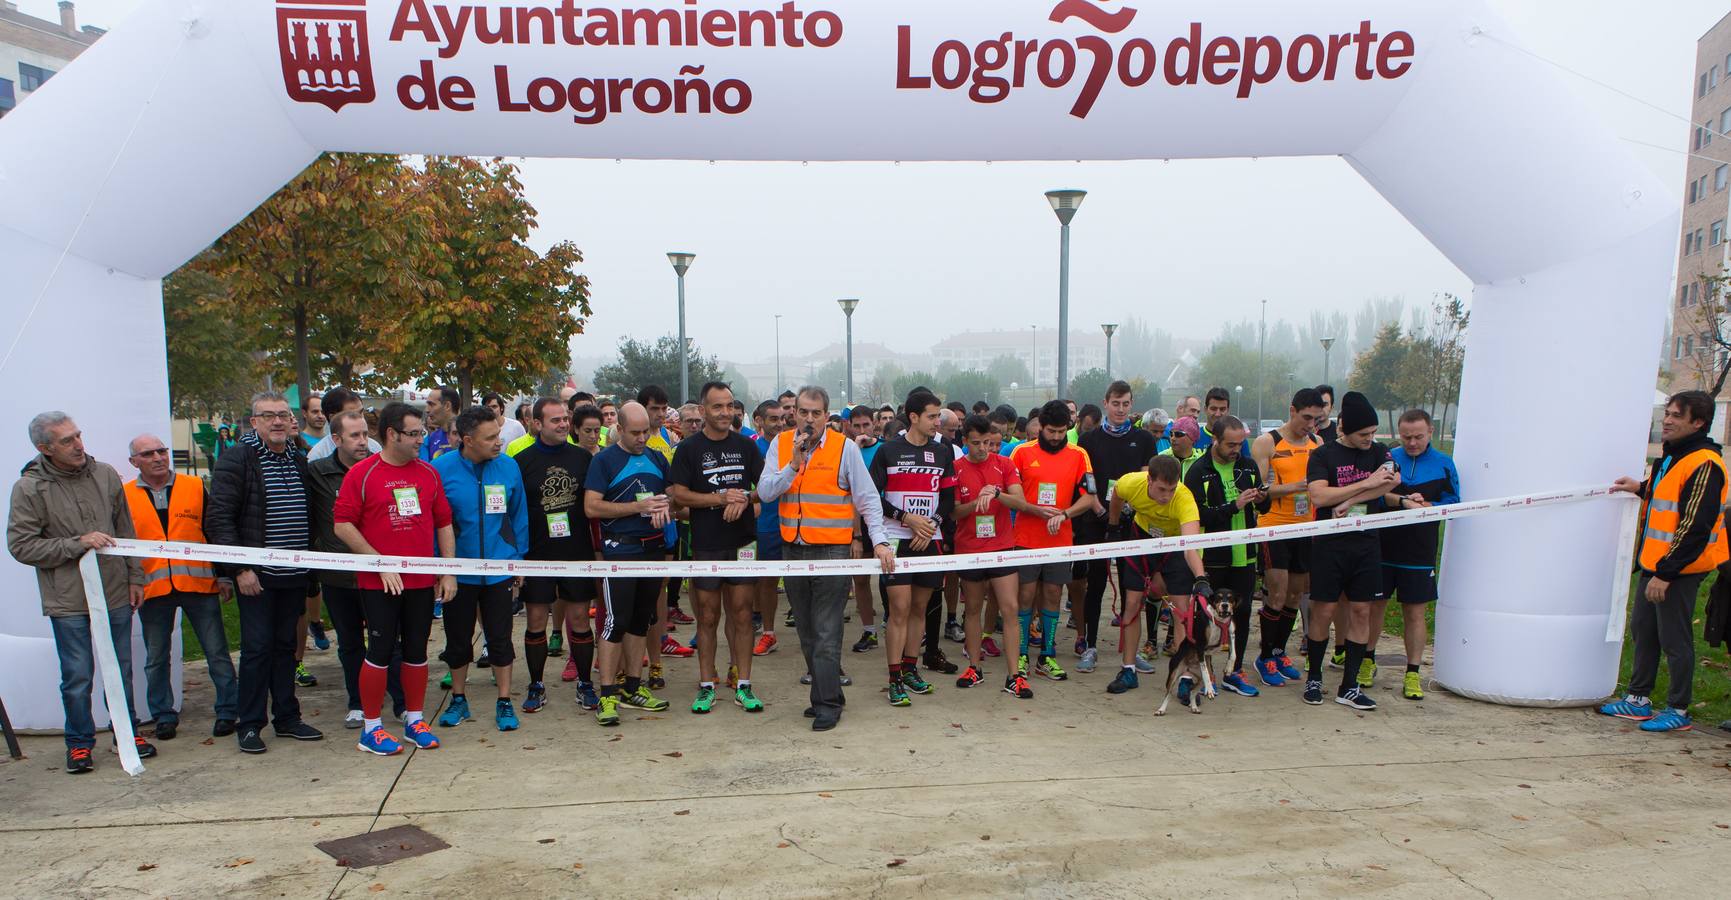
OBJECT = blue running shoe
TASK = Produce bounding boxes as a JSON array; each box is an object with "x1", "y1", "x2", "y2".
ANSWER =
[
  {"x1": 1640, "y1": 708, "x2": 1692, "y2": 732},
  {"x1": 1106, "y1": 668, "x2": 1139, "y2": 694},
  {"x1": 356, "y1": 726, "x2": 402, "y2": 756},
  {"x1": 496, "y1": 699, "x2": 520, "y2": 732},
  {"x1": 310, "y1": 621, "x2": 331, "y2": 651},
  {"x1": 1222, "y1": 671, "x2": 1260, "y2": 697},
  {"x1": 1274, "y1": 653, "x2": 1303, "y2": 682},
  {"x1": 576, "y1": 681, "x2": 600, "y2": 711},
  {"x1": 1176, "y1": 676, "x2": 1193, "y2": 706},
  {"x1": 1256, "y1": 656, "x2": 1287, "y2": 687},
  {"x1": 1597, "y1": 695, "x2": 1654, "y2": 721},
  {"x1": 405, "y1": 720, "x2": 440, "y2": 749},
  {"x1": 523, "y1": 682, "x2": 547, "y2": 714},
  {"x1": 437, "y1": 695, "x2": 471, "y2": 728}
]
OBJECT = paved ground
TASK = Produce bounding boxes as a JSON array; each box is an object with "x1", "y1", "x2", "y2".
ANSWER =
[{"x1": 3, "y1": 614, "x2": 1730, "y2": 898}]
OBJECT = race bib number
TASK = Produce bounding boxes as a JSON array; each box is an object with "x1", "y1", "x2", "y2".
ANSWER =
[
  {"x1": 1147, "y1": 525, "x2": 1165, "y2": 538},
  {"x1": 1293, "y1": 493, "x2": 1310, "y2": 517},
  {"x1": 635, "y1": 491, "x2": 654, "y2": 517},
  {"x1": 975, "y1": 516, "x2": 996, "y2": 539},
  {"x1": 1037, "y1": 482, "x2": 1058, "y2": 506},
  {"x1": 1348, "y1": 503, "x2": 1368, "y2": 518},
  {"x1": 547, "y1": 512, "x2": 571, "y2": 538},
  {"x1": 737, "y1": 542, "x2": 757, "y2": 562},
  {"x1": 484, "y1": 484, "x2": 507, "y2": 514},
  {"x1": 393, "y1": 486, "x2": 421, "y2": 517}
]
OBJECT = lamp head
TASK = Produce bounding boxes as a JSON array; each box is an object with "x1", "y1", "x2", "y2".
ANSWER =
[
  {"x1": 1044, "y1": 189, "x2": 1086, "y2": 226},
  {"x1": 1101, "y1": 323, "x2": 1118, "y2": 338},
  {"x1": 667, "y1": 251, "x2": 696, "y2": 276},
  {"x1": 837, "y1": 298, "x2": 860, "y2": 316}
]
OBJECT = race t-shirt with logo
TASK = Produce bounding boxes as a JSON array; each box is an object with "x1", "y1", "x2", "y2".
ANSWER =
[
  {"x1": 1008, "y1": 441, "x2": 1093, "y2": 549},
  {"x1": 515, "y1": 439, "x2": 594, "y2": 559},
  {"x1": 583, "y1": 443, "x2": 671, "y2": 555},
  {"x1": 669, "y1": 430, "x2": 764, "y2": 552},
  {"x1": 869, "y1": 435, "x2": 957, "y2": 545},
  {"x1": 1306, "y1": 438, "x2": 1392, "y2": 550},
  {"x1": 332, "y1": 454, "x2": 453, "y2": 591},
  {"x1": 954, "y1": 453, "x2": 1019, "y2": 554},
  {"x1": 1115, "y1": 471, "x2": 1200, "y2": 539},
  {"x1": 419, "y1": 427, "x2": 453, "y2": 461},
  {"x1": 1262, "y1": 428, "x2": 1321, "y2": 526}
]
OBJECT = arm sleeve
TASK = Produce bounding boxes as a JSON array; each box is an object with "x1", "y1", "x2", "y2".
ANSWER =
[
  {"x1": 1655, "y1": 462, "x2": 1726, "y2": 580},
  {"x1": 6, "y1": 482, "x2": 83, "y2": 569},
  {"x1": 935, "y1": 454, "x2": 956, "y2": 525},
  {"x1": 870, "y1": 442, "x2": 896, "y2": 522},
  {"x1": 756, "y1": 438, "x2": 795, "y2": 502}
]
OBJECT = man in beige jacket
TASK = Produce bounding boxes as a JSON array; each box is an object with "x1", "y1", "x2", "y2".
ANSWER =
[{"x1": 7, "y1": 411, "x2": 153, "y2": 773}]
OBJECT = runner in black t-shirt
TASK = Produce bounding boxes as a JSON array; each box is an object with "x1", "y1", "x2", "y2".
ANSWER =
[
  {"x1": 667, "y1": 382, "x2": 767, "y2": 715},
  {"x1": 1074, "y1": 380, "x2": 1157, "y2": 673},
  {"x1": 514, "y1": 398, "x2": 599, "y2": 712},
  {"x1": 1301, "y1": 391, "x2": 1400, "y2": 712}
]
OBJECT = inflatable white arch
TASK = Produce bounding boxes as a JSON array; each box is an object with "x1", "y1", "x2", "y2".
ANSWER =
[{"x1": 0, "y1": 0, "x2": 1675, "y2": 726}]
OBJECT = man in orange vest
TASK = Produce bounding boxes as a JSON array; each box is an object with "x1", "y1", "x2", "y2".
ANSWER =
[
  {"x1": 757, "y1": 386, "x2": 896, "y2": 731},
  {"x1": 125, "y1": 434, "x2": 237, "y2": 741},
  {"x1": 1604, "y1": 390, "x2": 1728, "y2": 733}
]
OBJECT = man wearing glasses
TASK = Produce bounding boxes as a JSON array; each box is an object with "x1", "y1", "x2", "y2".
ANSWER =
[{"x1": 207, "y1": 392, "x2": 324, "y2": 754}]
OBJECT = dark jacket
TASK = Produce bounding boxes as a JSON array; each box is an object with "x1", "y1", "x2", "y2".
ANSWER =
[
  {"x1": 1705, "y1": 562, "x2": 1731, "y2": 649},
  {"x1": 1183, "y1": 451, "x2": 1270, "y2": 570},
  {"x1": 306, "y1": 452, "x2": 356, "y2": 589},
  {"x1": 205, "y1": 432, "x2": 314, "y2": 579},
  {"x1": 1641, "y1": 430, "x2": 1726, "y2": 580}
]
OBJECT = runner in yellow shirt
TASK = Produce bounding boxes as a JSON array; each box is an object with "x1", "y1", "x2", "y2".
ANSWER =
[{"x1": 1104, "y1": 455, "x2": 1210, "y2": 695}]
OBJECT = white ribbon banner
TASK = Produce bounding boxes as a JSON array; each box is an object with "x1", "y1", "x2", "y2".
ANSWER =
[
  {"x1": 78, "y1": 552, "x2": 145, "y2": 777},
  {"x1": 93, "y1": 485, "x2": 1633, "y2": 579}
]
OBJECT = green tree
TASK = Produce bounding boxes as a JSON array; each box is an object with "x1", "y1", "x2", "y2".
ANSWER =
[
  {"x1": 865, "y1": 361, "x2": 905, "y2": 405},
  {"x1": 1067, "y1": 367, "x2": 1110, "y2": 405},
  {"x1": 1350, "y1": 322, "x2": 1410, "y2": 432},
  {"x1": 593, "y1": 336, "x2": 725, "y2": 401},
  {"x1": 383, "y1": 157, "x2": 590, "y2": 403},
  {"x1": 1191, "y1": 342, "x2": 1299, "y2": 424},
  {"x1": 939, "y1": 370, "x2": 1000, "y2": 407},
  {"x1": 891, "y1": 371, "x2": 939, "y2": 405},
  {"x1": 163, "y1": 257, "x2": 267, "y2": 418},
  {"x1": 813, "y1": 358, "x2": 849, "y2": 402},
  {"x1": 985, "y1": 354, "x2": 1031, "y2": 388}
]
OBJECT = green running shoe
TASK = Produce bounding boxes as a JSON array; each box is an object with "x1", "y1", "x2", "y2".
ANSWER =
[
  {"x1": 595, "y1": 695, "x2": 620, "y2": 726},
  {"x1": 621, "y1": 686, "x2": 670, "y2": 711},
  {"x1": 440, "y1": 672, "x2": 453, "y2": 690},
  {"x1": 1017, "y1": 654, "x2": 1030, "y2": 676},
  {"x1": 1358, "y1": 660, "x2": 1377, "y2": 688},
  {"x1": 888, "y1": 681, "x2": 912, "y2": 707},
  {"x1": 548, "y1": 633, "x2": 564, "y2": 657},
  {"x1": 734, "y1": 684, "x2": 764, "y2": 712},
  {"x1": 900, "y1": 668, "x2": 933, "y2": 695},
  {"x1": 1037, "y1": 656, "x2": 1068, "y2": 681},
  {"x1": 1329, "y1": 648, "x2": 1346, "y2": 669},
  {"x1": 691, "y1": 685, "x2": 716, "y2": 714}
]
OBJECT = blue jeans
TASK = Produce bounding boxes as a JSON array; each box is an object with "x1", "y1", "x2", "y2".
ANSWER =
[
  {"x1": 49, "y1": 608, "x2": 139, "y2": 749},
  {"x1": 138, "y1": 592, "x2": 238, "y2": 725}
]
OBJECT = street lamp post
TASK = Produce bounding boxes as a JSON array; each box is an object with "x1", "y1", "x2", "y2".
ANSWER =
[
  {"x1": 1256, "y1": 299, "x2": 1267, "y2": 430},
  {"x1": 1044, "y1": 189, "x2": 1086, "y2": 396},
  {"x1": 837, "y1": 298, "x2": 860, "y2": 405},
  {"x1": 1320, "y1": 337, "x2": 1337, "y2": 386},
  {"x1": 1101, "y1": 323, "x2": 1118, "y2": 383},
  {"x1": 667, "y1": 252, "x2": 696, "y2": 404},
  {"x1": 1030, "y1": 325, "x2": 1038, "y2": 391}
]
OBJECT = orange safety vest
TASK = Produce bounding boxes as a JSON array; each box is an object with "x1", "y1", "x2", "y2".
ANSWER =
[
  {"x1": 124, "y1": 476, "x2": 219, "y2": 598},
  {"x1": 1639, "y1": 448, "x2": 1730, "y2": 576},
  {"x1": 777, "y1": 429, "x2": 854, "y2": 546}
]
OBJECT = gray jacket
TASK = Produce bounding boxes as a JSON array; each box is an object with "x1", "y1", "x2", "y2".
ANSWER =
[{"x1": 7, "y1": 454, "x2": 143, "y2": 617}]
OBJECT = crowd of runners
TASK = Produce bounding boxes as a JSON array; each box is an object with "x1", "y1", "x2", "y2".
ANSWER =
[{"x1": 14, "y1": 375, "x2": 1725, "y2": 771}]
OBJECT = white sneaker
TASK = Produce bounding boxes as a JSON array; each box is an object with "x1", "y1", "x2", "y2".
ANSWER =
[
  {"x1": 344, "y1": 709, "x2": 364, "y2": 730},
  {"x1": 1077, "y1": 648, "x2": 1098, "y2": 673}
]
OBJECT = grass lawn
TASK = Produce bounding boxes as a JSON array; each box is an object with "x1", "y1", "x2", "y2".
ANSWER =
[{"x1": 180, "y1": 597, "x2": 244, "y2": 663}]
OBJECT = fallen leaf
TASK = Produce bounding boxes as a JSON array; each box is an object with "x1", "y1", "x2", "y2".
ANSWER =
[
  {"x1": 638, "y1": 715, "x2": 665, "y2": 721},
  {"x1": 137, "y1": 864, "x2": 156, "y2": 871},
  {"x1": 222, "y1": 858, "x2": 254, "y2": 868},
  {"x1": 538, "y1": 838, "x2": 556, "y2": 844},
  {"x1": 1715, "y1": 824, "x2": 1729, "y2": 830},
  {"x1": 777, "y1": 842, "x2": 790, "y2": 848},
  {"x1": 369, "y1": 884, "x2": 385, "y2": 893},
  {"x1": 335, "y1": 858, "x2": 350, "y2": 867},
  {"x1": 310, "y1": 777, "x2": 319, "y2": 783},
  {"x1": 1063, "y1": 725, "x2": 1076, "y2": 729},
  {"x1": 907, "y1": 749, "x2": 916, "y2": 754},
  {"x1": 897, "y1": 725, "x2": 909, "y2": 730},
  {"x1": 523, "y1": 746, "x2": 537, "y2": 751},
  {"x1": 1512, "y1": 815, "x2": 1528, "y2": 822},
  {"x1": 1366, "y1": 864, "x2": 1387, "y2": 871},
  {"x1": 1197, "y1": 734, "x2": 1212, "y2": 740},
  {"x1": 979, "y1": 835, "x2": 991, "y2": 841},
  {"x1": 1533, "y1": 740, "x2": 1544, "y2": 744},
  {"x1": 674, "y1": 809, "x2": 691, "y2": 816},
  {"x1": 572, "y1": 863, "x2": 584, "y2": 870},
  {"x1": 818, "y1": 792, "x2": 834, "y2": 798},
  {"x1": 199, "y1": 738, "x2": 215, "y2": 746},
  {"x1": 663, "y1": 751, "x2": 683, "y2": 758},
  {"x1": 399, "y1": 844, "x2": 410, "y2": 851},
  {"x1": 312, "y1": 821, "x2": 320, "y2": 827},
  {"x1": 887, "y1": 858, "x2": 907, "y2": 868},
  {"x1": 1278, "y1": 799, "x2": 1290, "y2": 805},
  {"x1": 1517, "y1": 784, "x2": 1531, "y2": 789},
  {"x1": 949, "y1": 723, "x2": 962, "y2": 729},
  {"x1": 1009, "y1": 716, "x2": 1019, "y2": 721},
  {"x1": 608, "y1": 736, "x2": 622, "y2": 742},
  {"x1": 1402, "y1": 839, "x2": 1410, "y2": 843}
]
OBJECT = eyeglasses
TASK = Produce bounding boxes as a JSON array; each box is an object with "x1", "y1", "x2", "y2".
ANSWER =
[
  {"x1": 252, "y1": 411, "x2": 294, "y2": 421},
  {"x1": 398, "y1": 430, "x2": 427, "y2": 439}
]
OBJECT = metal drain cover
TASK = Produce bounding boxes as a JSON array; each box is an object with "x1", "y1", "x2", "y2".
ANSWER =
[{"x1": 316, "y1": 824, "x2": 450, "y2": 868}]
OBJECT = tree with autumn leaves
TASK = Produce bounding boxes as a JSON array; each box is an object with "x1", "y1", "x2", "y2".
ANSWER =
[{"x1": 168, "y1": 153, "x2": 589, "y2": 410}]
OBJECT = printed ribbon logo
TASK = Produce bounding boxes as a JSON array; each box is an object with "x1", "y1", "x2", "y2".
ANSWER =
[{"x1": 278, "y1": 0, "x2": 376, "y2": 112}]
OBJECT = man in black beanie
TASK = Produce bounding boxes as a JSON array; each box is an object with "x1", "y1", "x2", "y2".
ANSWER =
[{"x1": 1301, "y1": 391, "x2": 1401, "y2": 711}]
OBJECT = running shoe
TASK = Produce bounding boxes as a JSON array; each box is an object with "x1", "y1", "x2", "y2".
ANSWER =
[
  {"x1": 1073, "y1": 638, "x2": 1087, "y2": 657},
  {"x1": 922, "y1": 649, "x2": 959, "y2": 675},
  {"x1": 437, "y1": 695, "x2": 472, "y2": 728},
  {"x1": 595, "y1": 695, "x2": 620, "y2": 726},
  {"x1": 956, "y1": 665, "x2": 983, "y2": 688},
  {"x1": 477, "y1": 653, "x2": 491, "y2": 670},
  {"x1": 66, "y1": 746, "x2": 94, "y2": 773},
  {"x1": 1177, "y1": 676, "x2": 1193, "y2": 706},
  {"x1": 1017, "y1": 654, "x2": 1030, "y2": 675},
  {"x1": 661, "y1": 636, "x2": 695, "y2": 658},
  {"x1": 1109, "y1": 613, "x2": 1121, "y2": 627},
  {"x1": 561, "y1": 655, "x2": 579, "y2": 683},
  {"x1": 1140, "y1": 640, "x2": 1158, "y2": 660},
  {"x1": 131, "y1": 734, "x2": 158, "y2": 759},
  {"x1": 1106, "y1": 668, "x2": 1139, "y2": 694},
  {"x1": 945, "y1": 621, "x2": 967, "y2": 643},
  {"x1": 1598, "y1": 695, "x2": 1654, "y2": 720},
  {"x1": 1402, "y1": 671, "x2": 1424, "y2": 700},
  {"x1": 852, "y1": 631, "x2": 879, "y2": 653},
  {"x1": 523, "y1": 682, "x2": 547, "y2": 714},
  {"x1": 433, "y1": 600, "x2": 443, "y2": 619},
  {"x1": 576, "y1": 681, "x2": 600, "y2": 711},
  {"x1": 1336, "y1": 687, "x2": 1377, "y2": 711},
  {"x1": 1134, "y1": 652, "x2": 1157, "y2": 675},
  {"x1": 310, "y1": 621, "x2": 331, "y2": 651},
  {"x1": 841, "y1": 671, "x2": 853, "y2": 687},
  {"x1": 1256, "y1": 656, "x2": 1287, "y2": 687},
  {"x1": 1036, "y1": 657, "x2": 1068, "y2": 681},
  {"x1": 295, "y1": 662, "x2": 317, "y2": 687},
  {"x1": 900, "y1": 669, "x2": 934, "y2": 695},
  {"x1": 344, "y1": 710, "x2": 364, "y2": 729},
  {"x1": 357, "y1": 727, "x2": 403, "y2": 756},
  {"x1": 548, "y1": 633, "x2": 564, "y2": 657},
  {"x1": 754, "y1": 633, "x2": 779, "y2": 656},
  {"x1": 1004, "y1": 673, "x2": 1034, "y2": 699},
  {"x1": 691, "y1": 685, "x2": 716, "y2": 714},
  {"x1": 1329, "y1": 648, "x2": 1346, "y2": 669},
  {"x1": 1076, "y1": 647, "x2": 1098, "y2": 674},
  {"x1": 440, "y1": 672, "x2": 452, "y2": 690},
  {"x1": 647, "y1": 665, "x2": 666, "y2": 690},
  {"x1": 1641, "y1": 708, "x2": 1693, "y2": 732},
  {"x1": 1160, "y1": 631, "x2": 1177, "y2": 657},
  {"x1": 405, "y1": 720, "x2": 440, "y2": 748},
  {"x1": 734, "y1": 684, "x2": 764, "y2": 712},
  {"x1": 981, "y1": 636, "x2": 1002, "y2": 658},
  {"x1": 1274, "y1": 654, "x2": 1303, "y2": 682},
  {"x1": 1302, "y1": 680, "x2": 1324, "y2": 706},
  {"x1": 496, "y1": 699, "x2": 519, "y2": 731},
  {"x1": 668, "y1": 606, "x2": 695, "y2": 625},
  {"x1": 1221, "y1": 671, "x2": 1259, "y2": 697},
  {"x1": 621, "y1": 686, "x2": 670, "y2": 711},
  {"x1": 1358, "y1": 660, "x2": 1377, "y2": 688},
  {"x1": 888, "y1": 682, "x2": 912, "y2": 707},
  {"x1": 784, "y1": 610, "x2": 797, "y2": 628}
]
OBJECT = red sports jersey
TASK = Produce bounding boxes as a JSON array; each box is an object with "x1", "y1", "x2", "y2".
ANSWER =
[
  {"x1": 955, "y1": 453, "x2": 1019, "y2": 553},
  {"x1": 1009, "y1": 442, "x2": 1092, "y2": 549}
]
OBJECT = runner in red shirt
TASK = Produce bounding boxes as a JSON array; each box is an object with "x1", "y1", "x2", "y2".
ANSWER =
[
  {"x1": 1007, "y1": 400, "x2": 1096, "y2": 681},
  {"x1": 953, "y1": 414, "x2": 1041, "y2": 698},
  {"x1": 333, "y1": 402, "x2": 455, "y2": 757}
]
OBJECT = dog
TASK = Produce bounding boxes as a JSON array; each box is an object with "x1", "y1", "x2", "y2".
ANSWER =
[{"x1": 1154, "y1": 588, "x2": 1235, "y2": 716}]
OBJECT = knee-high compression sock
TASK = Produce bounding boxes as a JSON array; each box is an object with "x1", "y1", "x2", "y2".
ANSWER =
[
  {"x1": 1277, "y1": 608, "x2": 1301, "y2": 656},
  {"x1": 1258, "y1": 607, "x2": 1281, "y2": 659},
  {"x1": 401, "y1": 662, "x2": 428, "y2": 716},
  {"x1": 571, "y1": 629, "x2": 595, "y2": 685},
  {"x1": 524, "y1": 630, "x2": 548, "y2": 685},
  {"x1": 1040, "y1": 609, "x2": 1060, "y2": 659},
  {"x1": 1018, "y1": 609, "x2": 1034, "y2": 660},
  {"x1": 360, "y1": 660, "x2": 389, "y2": 722},
  {"x1": 1305, "y1": 637, "x2": 1328, "y2": 684},
  {"x1": 1340, "y1": 641, "x2": 1368, "y2": 694}
]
